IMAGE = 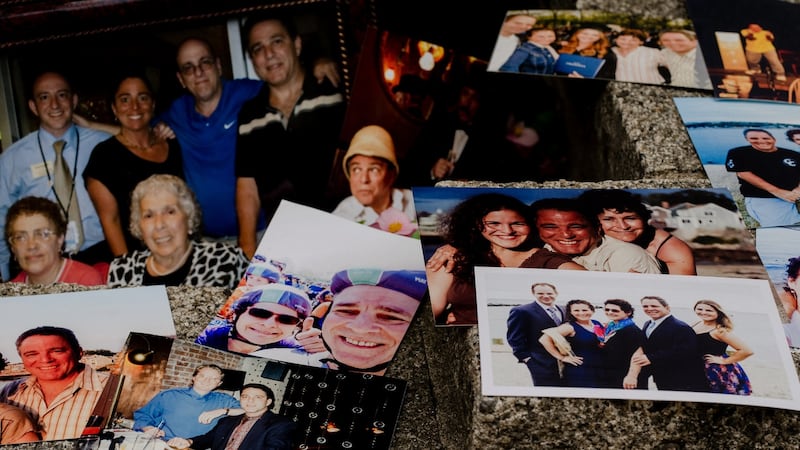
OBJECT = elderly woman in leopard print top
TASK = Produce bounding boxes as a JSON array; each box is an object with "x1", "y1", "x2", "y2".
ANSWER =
[{"x1": 107, "y1": 174, "x2": 248, "y2": 288}]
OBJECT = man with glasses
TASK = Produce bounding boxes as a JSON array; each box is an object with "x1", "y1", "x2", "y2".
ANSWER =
[
  {"x1": 0, "y1": 71, "x2": 110, "y2": 281},
  {"x1": 196, "y1": 284, "x2": 312, "y2": 355},
  {"x1": 133, "y1": 364, "x2": 242, "y2": 440},
  {"x1": 506, "y1": 282, "x2": 566, "y2": 386}
]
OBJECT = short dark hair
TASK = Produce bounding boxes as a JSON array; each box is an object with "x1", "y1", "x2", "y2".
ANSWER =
[
  {"x1": 193, "y1": 364, "x2": 225, "y2": 380},
  {"x1": 5, "y1": 196, "x2": 67, "y2": 242},
  {"x1": 640, "y1": 295, "x2": 669, "y2": 307},
  {"x1": 742, "y1": 128, "x2": 773, "y2": 138},
  {"x1": 108, "y1": 69, "x2": 155, "y2": 108},
  {"x1": 787, "y1": 257, "x2": 800, "y2": 281},
  {"x1": 786, "y1": 129, "x2": 800, "y2": 142},
  {"x1": 241, "y1": 383, "x2": 275, "y2": 410},
  {"x1": 531, "y1": 282, "x2": 557, "y2": 294},
  {"x1": 565, "y1": 299, "x2": 594, "y2": 322},
  {"x1": 618, "y1": 28, "x2": 648, "y2": 42},
  {"x1": 29, "y1": 70, "x2": 73, "y2": 100},
  {"x1": 242, "y1": 11, "x2": 298, "y2": 53},
  {"x1": 16, "y1": 326, "x2": 82, "y2": 361},
  {"x1": 604, "y1": 299, "x2": 634, "y2": 318},
  {"x1": 529, "y1": 197, "x2": 595, "y2": 229}
]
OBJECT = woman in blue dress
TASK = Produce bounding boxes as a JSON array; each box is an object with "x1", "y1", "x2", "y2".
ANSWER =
[
  {"x1": 539, "y1": 299, "x2": 604, "y2": 387},
  {"x1": 691, "y1": 299, "x2": 753, "y2": 395}
]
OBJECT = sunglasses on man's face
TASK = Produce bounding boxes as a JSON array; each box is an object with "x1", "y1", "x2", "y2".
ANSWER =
[{"x1": 246, "y1": 307, "x2": 300, "y2": 325}]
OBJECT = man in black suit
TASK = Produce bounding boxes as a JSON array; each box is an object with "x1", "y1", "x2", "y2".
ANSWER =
[
  {"x1": 625, "y1": 296, "x2": 709, "y2": 392},
  {"x1": 167, "y1": 383, "x2": 296, "y2": 450},
  {"x1": 506, "y1": 282, "x2": 565, "y2": 386}
]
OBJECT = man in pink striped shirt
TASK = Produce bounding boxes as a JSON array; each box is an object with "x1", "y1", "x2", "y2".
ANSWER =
[{"x1": 0, "y1": 326, "x2": 109, "y2": 440}]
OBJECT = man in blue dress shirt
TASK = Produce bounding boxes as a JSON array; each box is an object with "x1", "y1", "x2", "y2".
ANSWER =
[
  {"x1": 133, "y1": 364, "x2": 242, "y2": 440},
  {"x1": 0, "y1": 71, "x2": 110, "y2": 281}
]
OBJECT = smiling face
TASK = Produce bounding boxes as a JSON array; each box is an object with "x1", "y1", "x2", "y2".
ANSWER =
[
  {"x1": 502, "y1": 15, "x2": 536, "y2": 36},
  {"x1": 641, "y1": 298, "x2": 670, "y2": 320},
  {"x1": 597, "y1": 209, "x2": 644, "y2": 243},
  {"x1": 235, "y1": 302, "x2": 300, "y2": 346},
  {"x1": 248, "y1": 19, "x2": 302, "y2": 87},
  {"x1": 322, "y1": 285, "x2": 417, "y2": 372},
  {"x1": 529, "y1": 30, "x2": 556, "y2": 46},
  {"x1": 535, "y1": 209, "x2": 597, "y2": 256},
  {"x1": 790, "y1": 133, "x2": 800, "y2": 146},
  {"x1": 9, "y1": 213, "x2": 64, "y2": 281},
  {"x1": 615, "y1": 34, "x2": 643, "y2": 51},
  {"x1": 28, "y1": 72, "x2": 77, "y2": 137},
  {"x1": 659, "y1": 32, "x2": 696, "y2": 54},
  {"x1": 694, "y1": 302, "x2": 719, "y2": 322},
  {"x1": 745, "y1": 131, "x2": 777, "y2": 152},
  {"x1": 576, "y1": 29, "x2": 603, "y2": 47},
  {"x1": 138, "y1": 190, "x2": 190, "y2": 259},
  {"x1": 569, "y1": 303, "x2": 594, "y2": 323},
  {"x1": 532, "y1": 284, "x2": 557, "y2": 307},
  {"x1": 18, "y1": 334, "x2": 80, "y2": 382},
  {"x1": 603, "y1": 303, "x2": 630, "y2": 322},
  {"x1": 176, "y1": 39, "x2": 223, "y2": 104},
  {"x1": 112, "y1": 77, "x2": 155, "y2": 133},
  {"x1": 347, "y1": 155, "x2": 395, "y2": 213},
  {"x1": 240, "y1": 387, "x2": 272, "y2": 417},
  {"x1": 191, "y1": 367, "x2": 223, "y2": 395},
  {"x1": 480, "y1": 209, "x2": 530, "y2": 250}
]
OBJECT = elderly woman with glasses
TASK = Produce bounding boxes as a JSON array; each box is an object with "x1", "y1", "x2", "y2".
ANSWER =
[
  {"x1": 5, "y1": 196, "x2": 104, "y2": 285},
  {"x1": 196, "y1": 284, "x2": 312, "y2": 355},
  {"x1": 106, "y1": 174, "x2": 248, "y2": 288}
]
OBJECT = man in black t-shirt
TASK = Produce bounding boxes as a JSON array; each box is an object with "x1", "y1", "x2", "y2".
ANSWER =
[{"x1": 725, "y1": 128, "x2": 800, "y2": 227}]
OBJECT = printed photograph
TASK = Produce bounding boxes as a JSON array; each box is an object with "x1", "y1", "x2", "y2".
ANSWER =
[
  {"x1": 103, "y1": 333, "x2": 406, "y2": 450},
  {"x1": 336, "y1": 25, "x2": 608, "y2": 195},
  {"x1": 414, "y1": 186, "x2": 765, "y2": 326},
  {"x1": 0, "y1": 286, "x2": 175, "y2": 443},
  {"x1": 196, "y1": 201, "x2": 426, "y2": 376},
  {"x1": 475, "y1": 267, "x2": 800, "y2": 411},
  {"x1": 673, "y1": 97, "x2": 800, "y2": 229},
  {"x1": 755, "y1": 226, "x2": 800, "y2": 347},
  {"x1": 686, "y1": 0, "x2": 800, "y2": 101},
  {"x1": 487, "y1": 9, "x2": 712, "y2": 90}
]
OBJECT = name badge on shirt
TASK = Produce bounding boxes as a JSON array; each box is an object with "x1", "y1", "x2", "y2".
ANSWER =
[
  {"x1": 64, "y1": 221, "x2": 80, "y2": 254},
  {"x1": 30, "y1": 161, "x2": 53, "y2": 179}
]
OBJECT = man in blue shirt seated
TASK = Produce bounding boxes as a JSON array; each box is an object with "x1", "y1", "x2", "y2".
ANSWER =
[{"x1": 133, "y1": 364, "x2": 242, "y2": 440}]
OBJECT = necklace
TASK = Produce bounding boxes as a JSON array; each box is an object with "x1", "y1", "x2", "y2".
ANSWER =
[
  {"x1": 147, "y1": 244, "x2": 193, "y2": 277},
  {"x1": 117, "y1": 130, "x2": 156, "y2": 152}
]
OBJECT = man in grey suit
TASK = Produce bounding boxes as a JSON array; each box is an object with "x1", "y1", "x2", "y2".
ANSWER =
[{"x1": 506, "y1": 282, "x2": 565, "y2": 386}]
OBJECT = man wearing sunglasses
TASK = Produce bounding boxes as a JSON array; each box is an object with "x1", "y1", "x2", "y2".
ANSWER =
[{"x1": 196, "y1": 284, "x2": 312, "y2": 355}]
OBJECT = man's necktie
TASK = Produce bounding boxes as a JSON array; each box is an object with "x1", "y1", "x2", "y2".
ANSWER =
[
  {"x1": 645, "y1": 321, "x2": 655, "y2": 338},
  {"x1": 547, "y1": 306, "x2": 561, "y2": 325},
  {"x1": 53, "y1": 140, "x2": 84, "y2": 252}
]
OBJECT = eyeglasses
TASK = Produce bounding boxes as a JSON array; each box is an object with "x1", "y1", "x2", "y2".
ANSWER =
[
  {"x1": 9, "y1": 229, "x2": 57, "y2": 246},
  {"x1": 179, "y1": 58, "x2": 216, "y2": 76},
  {"x1": 482, "y1": 221, "x2": 529, "y2": 231},
  {"x1": 246, "y1": 307, "x2": 300, "y2": 325}
]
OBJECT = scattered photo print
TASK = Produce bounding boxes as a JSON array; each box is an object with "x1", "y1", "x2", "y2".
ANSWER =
[
  {"x1": 487, "y1": 9, "x2": 712, "y2": 90},
  {"x1": 755, "y1": 226, "x2": 800, "y2": 347},
  {"x1": 673, "y1": 97, "x2": 800, "y2": 229},
  {"x1": 686, "y1": 0, "x2": 800, "y2": 101},
  {"x1": 413, "y1": 186, "x2": 766, "y2": 326},
  {"x1": 195, "y1": 201, "x2": 426, "y2": 376},
  {"x1": 0, "y1": 286, "x2": 175, "y2": 442},
  {"x1": 476, "y1": 267, "x2": 800, "y2": 411},
  {"x1": 102, "y1": 333, "x2": 406, "y2": 450}
]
